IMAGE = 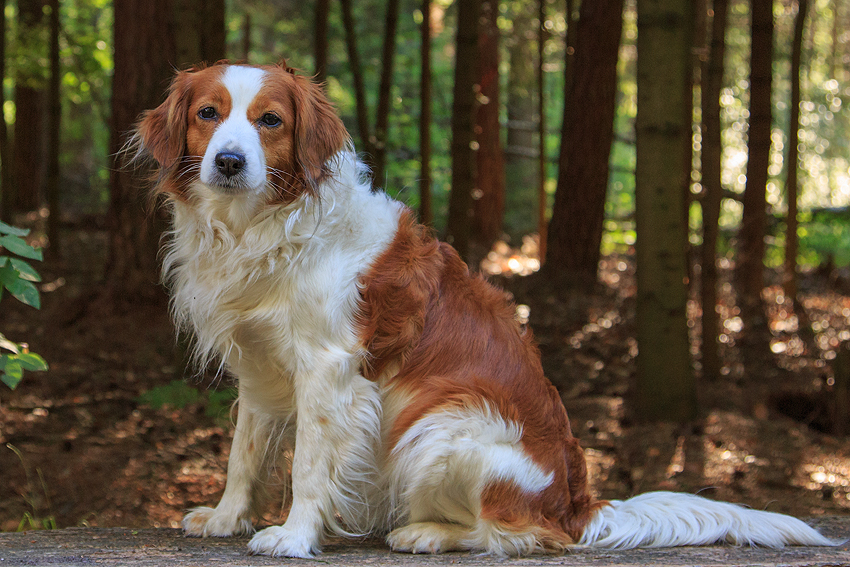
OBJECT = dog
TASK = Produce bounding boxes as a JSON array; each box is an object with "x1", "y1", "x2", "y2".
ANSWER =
[{"x1": 133, "y1": 61, "x2": 836, "y2": 557}]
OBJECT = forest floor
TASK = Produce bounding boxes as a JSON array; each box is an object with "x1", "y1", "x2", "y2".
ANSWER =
[{"x1": 2, "y1": 228, "x2": 850, "y2": 534}]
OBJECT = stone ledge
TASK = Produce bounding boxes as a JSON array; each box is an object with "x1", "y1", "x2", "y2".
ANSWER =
[{"x1": 1, "y1": 518, "x2": 848, "y2": 567}]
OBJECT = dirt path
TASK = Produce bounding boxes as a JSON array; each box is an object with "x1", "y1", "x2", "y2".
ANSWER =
[{"x1": 1, "y1": 520, "x2": 849, "y2": 567}]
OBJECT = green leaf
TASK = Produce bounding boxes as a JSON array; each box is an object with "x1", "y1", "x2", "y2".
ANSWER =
[
  {"x1": 2, "y1": 360, "x2": 23, "y2": 389},
  {"x1": 0, "y1": 335, "x2": 19, "y2": 353},
  {"x1": 16, "y1": 352, "x2": 48, "y2": 372},
  {"x1": 4, "y1": 276, "x2": 40, "y2": 309},
  {"x1": 0, "y1": 221, "x2": 29, "y2": 237},
  {"x1": 10, "y1": 258, "x2": 42, "y2": 282},
  {"x1": 0, "y1": 235, "x2": 43, "y2": 261}
]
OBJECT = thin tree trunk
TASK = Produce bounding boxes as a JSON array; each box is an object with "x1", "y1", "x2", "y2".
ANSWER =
[
  {"x1": 472, "y1": 0, "x2": 505, "y2": 256},
  {"x1": 545, "y1": 0, "x2": 624, "y2": 284},
  {"x1": 505, "y1": 1, "x2": 536, "y2": 237},
  {"x1": 446, "y1": 0, "x2": 482, "y2": 262},
  {"x1": 537, "y1": 0, "x2": 548, "y2": 262},
  {"x1": 785, "y1": 0, "x2": 808, "y2": 302},
  {"x1": 13, "y1": 0, "x2": 46, "y2": 214},
  {"x1": 372, "y1": 0, "x2": 401, "y2": 185},
  {"x1": 700, "y1": 0, "x2": 730, "y2": 382},
  {"x1": 736, "y1": 0, "x2": 774, "y2": 343},
  {"x1": 315, "y1": 0, "x2": 330, "y2": 83},
  {"x1": 340, "y1": 0, "x2": 372, "y2": 157},
  {"x1": 419, "y1": 0, "x2": 433, "y2": 226},
  {"x1": 46, "y1": 0, "x2": 61, "y2": 256},
  {"x1": 0, "y1": 0, "x2": 10, "y2": 223},
  {"x1": 635, "y1": 0, "x2": 697, "y2": 423},
  {"x1": 242, "y1": 12, "x2": 251, "y2": 61}
]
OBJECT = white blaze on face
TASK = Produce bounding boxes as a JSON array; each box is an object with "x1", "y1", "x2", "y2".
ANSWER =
[{"x1": 199, "y1": 66, "x2": 269, "y2": 191}]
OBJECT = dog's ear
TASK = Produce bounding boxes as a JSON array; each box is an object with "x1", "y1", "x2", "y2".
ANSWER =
[
  {"x1": 290, "y1": 75, "x2": 348, "y2": 191},
  {"x1": 136, "y1": 70, "x2": 194, "y2": 170}
]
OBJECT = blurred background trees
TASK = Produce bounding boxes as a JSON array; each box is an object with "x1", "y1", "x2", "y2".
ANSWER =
[{"x1": 1, "y1": 0, "x2": 849, "y2": 424}]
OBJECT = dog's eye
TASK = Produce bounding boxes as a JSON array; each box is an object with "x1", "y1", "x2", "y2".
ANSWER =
[
  {"x1": 259, "y1": 113, "x2": 281, "y2": 127},
  {"x1": 198, "y1": 107, "x2": 217, "y2": 120}
]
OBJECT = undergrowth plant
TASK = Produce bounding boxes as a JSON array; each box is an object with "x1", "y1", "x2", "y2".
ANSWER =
[
  {"x1": 7, "y1": 443, "x2": 57, "y2": 531},
  {"x1": 0, "y1": 221, "x2": 48, "y2": 390}
]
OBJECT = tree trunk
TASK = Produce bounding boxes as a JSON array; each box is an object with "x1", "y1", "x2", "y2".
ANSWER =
[
  {"x1": 544, "y1": 0, "x2": 624, "y2": 284},
  {"x1": 784, "y1": 0, "x2": 808, "y2": 302},
  {"x1": 314, "y1": 0, "x2": 330, "y2": 84},
  {"x1": 104, "y1": 0, "x2": 178, "y2": 298},
  {"x1": 419, "y1": 0, "x2": 433, "y2": 226},
  {"x1": 0, "y1": 0, "x2": 10, "y2": 223},
  {"x1": 173, "y1": 0, "x2": 225, "y2": 66},
  {"x1": 372, "y1": 0, "x2": 401, "y2": 185},
  {"x1": 537, "y1": 0, "x2": 548, "y2": 261},
  {"x1": 340, "y1": 0, "x2": 372, "y2": 157},
  {"x1": 700, "y1": 0, "x2": 730, "y2": 382},
  {"x1": 505, "y1": 1, "x2": 536, "y2": 238},
  {"x1": 12, "y1": 0, "x2": 46, "y2": 214},
  {"x1": 472, "y1": 0, "x2": 505, "y2": 257},
  {"x1": 736, "y1": 0, "x2": 774, "y2": 342},
  {"x1": 46, "y1": 0, "x2": 61, "y2": 256},
  {"x1": 634, "y1": 0, "x2": 697, "y2": 423},
  {"x1": 340, "y1": 0, "x2": 400, "y2": 185},
  {"x1": 445, "y1": 0, "x2": 482, "y2": 262},
  {"x1": 241, "y1": 12, "x2": 251, "y2": 62}
]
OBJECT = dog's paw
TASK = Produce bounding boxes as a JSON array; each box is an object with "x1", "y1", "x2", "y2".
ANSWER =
[
  {"x1": 248, "y1": 525, "x2": 320, "y2": 558},
  {"x1": 182, "y1": 506, "x2": 253, "y2": 537},
  {"x1": 386, "y1": 522, "x2": 468, "y2": 554}
]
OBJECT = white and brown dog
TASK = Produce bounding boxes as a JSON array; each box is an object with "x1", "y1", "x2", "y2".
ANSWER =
[{"x1": 134, "y1": 61, "x2": 835, "y2": 557}]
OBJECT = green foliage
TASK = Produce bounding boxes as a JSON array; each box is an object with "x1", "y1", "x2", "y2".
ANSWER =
[
  {"x1": 0, "y1": 222, "x2": 47, "y2": 391},
  {"x1": 136, "y1": 381, "x2": 237, "y2": 423},
  {"x1": 6, "y1": 443, "x2": 57, "y2": 531},
  {"x1": 135, "y1": 380, "x2": 201, "y2": 410}
]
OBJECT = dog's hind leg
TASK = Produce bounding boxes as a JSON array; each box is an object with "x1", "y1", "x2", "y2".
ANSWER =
[{"x1": 386, "y1": 401, "x2": 570, "y2": 555}]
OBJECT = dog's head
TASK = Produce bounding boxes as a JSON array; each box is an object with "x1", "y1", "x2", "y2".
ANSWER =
[{"x1": 135, "y1": 61, "x2": 348, "y2": 203}]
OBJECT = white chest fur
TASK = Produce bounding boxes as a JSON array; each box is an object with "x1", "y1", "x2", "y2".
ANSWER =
[{"x1": 163, "y1": 154, "x2": 402, "y2": 417}]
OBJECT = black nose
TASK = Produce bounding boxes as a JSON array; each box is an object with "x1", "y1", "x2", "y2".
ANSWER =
[{"x1": 215, "y1": 152, "x2": 246, "y2": 178}]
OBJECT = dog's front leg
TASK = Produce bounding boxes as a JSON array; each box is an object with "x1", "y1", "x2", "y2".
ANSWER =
[
  {"x1": 183, "y1": 399, "x2": 272, "y2": 537},
  {"x1": 248, "y1": 358, "x2": 380, "y2": 558}
]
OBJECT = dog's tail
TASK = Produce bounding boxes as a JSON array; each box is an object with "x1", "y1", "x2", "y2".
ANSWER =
[{"x1": 578, "y1": 491, "x2": 838, "y2": 549}]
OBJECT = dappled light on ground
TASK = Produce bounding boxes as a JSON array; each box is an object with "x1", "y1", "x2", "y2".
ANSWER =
[{"x1": 3, "y1": 231, "x2": 850, "y2": 531}]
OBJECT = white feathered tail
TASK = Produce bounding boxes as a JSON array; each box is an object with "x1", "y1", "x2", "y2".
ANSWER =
[{"x1": 579, "y1": 492, "x2": 839, "y2": 549}]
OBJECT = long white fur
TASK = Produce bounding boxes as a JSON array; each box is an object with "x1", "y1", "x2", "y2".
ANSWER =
[
  {"x1": 158, "y1": 65, "x2": 837, "y2": 558},
  {"x1": 165, "y1": 68, "x2": 404, "y2": 557},
  {"x1": 579, "y1": 491, "x2": 838, "y2": 549}
]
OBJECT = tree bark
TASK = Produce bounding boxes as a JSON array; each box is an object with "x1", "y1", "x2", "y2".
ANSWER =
[
  {"x1": 173, "y1": 0, "x2": 225, "y2": 66},
  {"x1": 242, "y1": 12, "x2": 251, "y2": 61},
  {"x1": 314, "y1": 0, "x2": 330, "y2": 84},
  {"x1": 371, "y1": 0, "x2": 401, "y2": 185},
  {"x1": 634, "y1": 0, "x2": 697, "y2": 423},
  {"x1": 46, "y1": 0, "x2": 61, "y2": 256},
  {"x1": 784, "y1": 0, "x2": 808, "y2": 302},
  {"x1": 505, "y1": 1, "x2": 536, "y2": 239},
  {"x1": 445, "y1": 0, "x2": 482, "y2": 262},
  {"x1": 544, "y1": 0, "x2": 624, "y2": 284},
  {"x1": 700, "y1": 0, "x2": 730, "y2": 382},
  {"x1": 736, "y1": 0, "x2": 774, "y2": 342},
  {"x1": 12, "y1": 0, "x2": 46, "y2": 214},
  {"x1": 419, "y1": 0, "x2": 433, "y2": 226},
  {"x1": 537, "y1": 0, "x2": 548, "y2": 261},
  {"x1": 340, "y1": 0, "x2": 372, "y2": 156},
  {"x1": 0, "y1": 0, "x2": 11, "y2": 223},
  {"x1": 472, "y1": 0, "x2": 505, "y2": 256},
  {"x1": 104, "y1": 0, "x2": 178, "y2": 297}
]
